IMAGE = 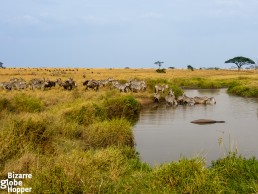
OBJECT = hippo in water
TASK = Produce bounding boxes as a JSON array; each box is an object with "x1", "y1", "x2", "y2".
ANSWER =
[{"x1": 191, "y1": 119, "x2": 225, "y2": 125}]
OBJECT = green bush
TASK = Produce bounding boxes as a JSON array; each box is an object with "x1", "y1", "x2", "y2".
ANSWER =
[
  {"x1": 103, "y1": 95, "x2": 141, "y2": 122},
  {"x1": 156, "y1": 68, "x2": 166, "y2": 73}
]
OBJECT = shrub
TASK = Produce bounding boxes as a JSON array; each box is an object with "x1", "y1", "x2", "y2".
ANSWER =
[
  {"x1": 156, "y1": 68, "x2": 166, "y2": 73},
  {"x1": 103, "y1": 95, "x2": 141, "y2": 122}
]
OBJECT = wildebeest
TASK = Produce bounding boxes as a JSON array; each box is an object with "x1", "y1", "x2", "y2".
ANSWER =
[
  {"x1": 62, "y1": 78, "x2": 76, "y2": 90},
  {"x1": 42, "y1": 79, "x2": 56, "y2": 90}
]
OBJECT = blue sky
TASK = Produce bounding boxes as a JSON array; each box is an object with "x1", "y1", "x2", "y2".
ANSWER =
[{"x1": 0, "y1": 0, "x2": 258, "y2": 68}]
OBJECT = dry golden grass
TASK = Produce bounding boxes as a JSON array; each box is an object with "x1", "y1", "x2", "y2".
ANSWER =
[{"x1": 1, "y1": 67, "x2": 258, "y2": 83}]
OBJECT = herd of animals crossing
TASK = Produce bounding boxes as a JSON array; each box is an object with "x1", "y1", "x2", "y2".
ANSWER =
[{"x1": 0, "y1": 77, "x2": 216, "y2": 106}]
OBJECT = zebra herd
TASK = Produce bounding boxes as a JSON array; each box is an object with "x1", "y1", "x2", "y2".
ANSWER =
[
  {"x1": 82, "y1": 78, "x2": 147, "y2": 93},
  {"x1": 0, "y1": 77, "x2": 77, "y2": 91},
  {"x1": 154, "y1": 84, "x2": 216, "y2": 106},
  {"x1": 0, "y1": 77, "x2": 216, "y2": 106},
  {"x1": 0, "y1": 77, "x2": 147, "y2": 93}
]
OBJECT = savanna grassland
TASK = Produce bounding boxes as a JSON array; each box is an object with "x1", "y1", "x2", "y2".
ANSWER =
[{"x1": 1, "y1": 67, "x2": 258, "y2": 193}]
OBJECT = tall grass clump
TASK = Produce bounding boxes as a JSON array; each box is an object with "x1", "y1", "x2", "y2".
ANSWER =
[
  {"x1": 0, "y1": 116, "x2": 53, "y2": 169},
  {"x1": 83, "y1": 119, "x2": 134, "y2": 149},
  {"x1": 211, "y1": 154, "x2": 258, "y2": 193},
  {"x1": 147, "y1": 158, "x2": 223, "y2": 193},
  {"x1": 26, "y1": 147, "x2": 142, "y2": 194},
  {"x1": 13, "y1": 93, "x2": 44, "y2": 113},
  {"x1": 63, "y1": 102, "x2": 107, "y2": 126},
  {"x1": 0, "y1": 97, "x2": 14, "y2": 112},
  {"x1": 103, "y1": 95, "x2": 141, "y2": 123},
  {"x1": 228, "y1": 83, "x2": 258, "y2": 97}
]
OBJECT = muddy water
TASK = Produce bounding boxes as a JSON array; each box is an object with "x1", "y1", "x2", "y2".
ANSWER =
[{"x1": 133, "y1": 89, "x2": 258, "y2": 166}]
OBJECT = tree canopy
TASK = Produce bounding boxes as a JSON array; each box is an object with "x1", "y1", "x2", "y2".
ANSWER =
[
  {"x1": 225, "y1": 56, "x2": 255, "y2": 71},
  {"x1": 154, "y1": 61, "x2": 164, "y2": 69}
]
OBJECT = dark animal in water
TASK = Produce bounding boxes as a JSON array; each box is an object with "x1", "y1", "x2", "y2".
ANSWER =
[{"x1": 191, "y1": 119, "x2": 225, "y2": 125}]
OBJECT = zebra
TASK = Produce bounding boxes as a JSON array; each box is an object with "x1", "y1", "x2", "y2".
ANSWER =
[
  {"x1": 155, "y1": 84, "x2": 168, "y2": 93},
  {"x1": 118, "y1": 83, "x2": 130, "y2": 93},
  {"x1": 28, "y1": 78, "x2": 45, "y2": 90},
  {"x1": 153, "y1": 93, "x2": 160, "y2": 103},
  {"x1": 165, "y1": 89, "x2": 177, "y2": 106},
  {"x1": 193, "y1": 96, "x2": 209, "y2": 104},
  {"x1": 205, "y1": 97, "x2": 216, "y2": 104},
  {"x1": 182, "y1": 94, "x2": 195, "y2": 106},
  {"x1": 83, "y1": 79, "x2": 99, "y2": 91},
  {"x1": 129, "y1": 80, "x2": 146, "y2": 92}
]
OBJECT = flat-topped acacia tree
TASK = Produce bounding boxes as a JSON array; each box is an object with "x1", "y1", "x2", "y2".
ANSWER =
[
  {"x1": 154, "y1": 61, "x2": 164, "y2": 69},
  {"x1": 225, "y1": 56, "x2": 255, "y2": 71}
]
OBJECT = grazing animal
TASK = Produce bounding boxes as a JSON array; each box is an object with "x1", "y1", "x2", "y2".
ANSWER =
[
  {"x1": 155, "y1": 84, "x2": 168, "y2": 93},
  {"x1": 128, "y1": 80, "x2": 146, "y2": 92},
  {"x1": 56, "y1": 78, "x2": 62, "y2": 86},
  {"x1": 62, "y1": 78, "x2": 76, "y2": 90},
  {"x1": 182, "y1": 94, "x2": 195, "y2": 106},
  {"x1": 153, "y1": 93, "x2": 160, "y2": 102},
  {"x1": 205, "y1": 97, "x2": 216, "y2": 104},
  {"x1": 43, "y1": 80, "x2": 56, "y2": 89},
  {"x1": 165, "y1": 89, "x2": 177, "y2": 106},
  {"x1": 193, "y1": 96, "x2": 209, "y2": 104},
  {"x1": 83, "y1": 80, "x2": 99, "y2": 91}
]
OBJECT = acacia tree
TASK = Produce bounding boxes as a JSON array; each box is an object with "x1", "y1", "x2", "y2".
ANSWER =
[
  {"x1": 154, "y1": 61, "x2": 164, "y2": 69},
  {"x1": 225, "y1": 56, "x2": 255, "y2": 71},
  {"x1": 0, "y1": 62, "x2": 3, "y2": 68}
]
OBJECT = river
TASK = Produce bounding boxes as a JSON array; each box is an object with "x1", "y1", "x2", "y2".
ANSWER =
[{"x1": 133, "y1": 89, "x2": 258, "y2": 166}]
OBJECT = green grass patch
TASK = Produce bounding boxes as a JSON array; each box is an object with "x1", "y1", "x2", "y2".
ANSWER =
[{"x1": 83, "y1": 119, "x2": 134, "y2": 149}]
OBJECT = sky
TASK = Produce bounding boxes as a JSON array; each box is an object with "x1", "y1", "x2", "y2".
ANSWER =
[{"x1": 0, "y1": 0, "x2": 258, "y2": 68}]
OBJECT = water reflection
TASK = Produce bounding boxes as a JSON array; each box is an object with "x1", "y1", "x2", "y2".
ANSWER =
[{"x1": 134, "y1": 89, "x2": 258, "y2": 166}]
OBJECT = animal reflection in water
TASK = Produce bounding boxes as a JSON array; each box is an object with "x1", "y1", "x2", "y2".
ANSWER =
[{"x1": 153, "y1": 84, "x2": 216, "y2": 107}]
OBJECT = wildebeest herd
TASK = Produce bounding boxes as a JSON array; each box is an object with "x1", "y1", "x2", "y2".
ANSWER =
[{"x1": 0, "y1": 77, "x2": 216, "y2": 106}]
